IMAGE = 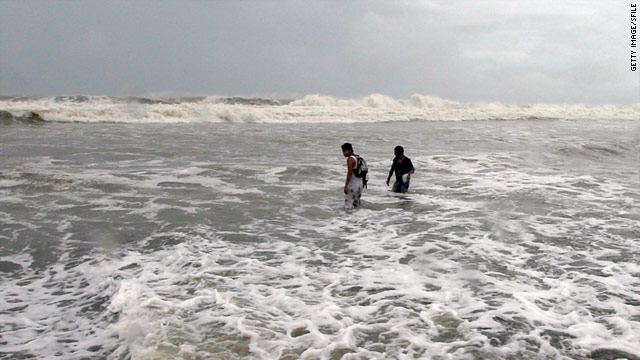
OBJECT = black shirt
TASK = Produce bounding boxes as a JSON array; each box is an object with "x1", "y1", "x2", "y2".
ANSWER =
[{"x1": 391, "y1": 156, "x2": 414, "y2": 181}]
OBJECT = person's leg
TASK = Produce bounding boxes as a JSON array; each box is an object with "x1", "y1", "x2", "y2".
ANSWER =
[
  {"x1": 344, "y1": 191, "x2": 354, "y2": 209},
  {"x1": 400, "y1": 178, "x2": 410, "y2": 193},
  {"x1": 392, "y1": 181, "x2": 402, "y2": 193},
  {"x1": 352, "y1": 186, "x2": 362, "y2": 208},
  {"x1": 344, "y1": 187, "x2": 362, "y2": 209}
]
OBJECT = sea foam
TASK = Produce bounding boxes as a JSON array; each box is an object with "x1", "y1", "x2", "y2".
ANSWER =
[{"x1": 1, "y1": 94, "x2": 638, "y2": 123}]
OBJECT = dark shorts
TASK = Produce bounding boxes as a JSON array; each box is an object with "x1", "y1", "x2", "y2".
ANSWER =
[{"x1": 392, "y1": 180, "x2": 410, "y2": 193}]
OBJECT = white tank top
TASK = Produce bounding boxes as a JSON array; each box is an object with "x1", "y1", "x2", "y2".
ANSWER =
[{"x1": 348, "y1": 155, "x2": 364, "y2": 189}]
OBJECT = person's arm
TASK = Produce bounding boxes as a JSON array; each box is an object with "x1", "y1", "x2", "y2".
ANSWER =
[
  {"x1": 344, "y1": 156, "x2": 356, "y2": 194},
  {"x1": 386, "y1": 161, "x2": 395, "y2": 186},
  {"x1": 402, "y1": 160, "x2": 415, "y2": 183}
]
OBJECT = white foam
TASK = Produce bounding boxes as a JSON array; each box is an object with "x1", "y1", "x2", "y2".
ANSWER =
[
  {"x1": 2, "y1": 94, "x2": 638, "y2": 123},
  {"x1": 2, "y1": 118, "x2": 639, "y2": 359}
]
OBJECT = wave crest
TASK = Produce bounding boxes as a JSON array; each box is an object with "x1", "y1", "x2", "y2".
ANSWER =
[
  {"x1": 1, "y1": 94, "x2": 638, "y2": 124},
  {"x1": 0, "y1": 110, "x2": 46, "y2": 125}
]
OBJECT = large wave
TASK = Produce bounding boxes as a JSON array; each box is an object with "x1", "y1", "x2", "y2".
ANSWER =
[{"x1": 1, "y1": 94, "x2": 638, "y2": 124}]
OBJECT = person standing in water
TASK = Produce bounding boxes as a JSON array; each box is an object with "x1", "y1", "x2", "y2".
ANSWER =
[
  {"x1": 386, "y1": 145, "x2": 414, "y2": 193},
  {"x1": 341, "y1": 143, "x2": 365, "y2": 209}
]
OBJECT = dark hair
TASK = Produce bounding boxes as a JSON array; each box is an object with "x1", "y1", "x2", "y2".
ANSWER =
[
  {"x1": 341, "y1": 143, "x2": 353, "y2": 151},
  {"x1": 394, "y1": 145, "x2": 404, "y2": 154}
]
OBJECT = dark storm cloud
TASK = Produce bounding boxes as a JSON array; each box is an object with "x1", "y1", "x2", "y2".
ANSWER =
[{"x1": 1, "y1": 0, "x2": 637, "y2": 103}]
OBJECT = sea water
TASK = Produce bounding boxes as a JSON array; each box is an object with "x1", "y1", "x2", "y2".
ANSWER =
[{"x1": 0, "y1": 96, "x2": 639, "y2": 359}]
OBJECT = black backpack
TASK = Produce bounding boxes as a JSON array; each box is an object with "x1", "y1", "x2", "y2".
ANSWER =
[{"x1": 353, "y1": 155, "x2": 369, "y2": 188}]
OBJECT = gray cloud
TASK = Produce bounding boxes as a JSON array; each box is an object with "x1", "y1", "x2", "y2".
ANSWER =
[{"x1": 1, "y1": 0, "x2": 637, "y2": 103}]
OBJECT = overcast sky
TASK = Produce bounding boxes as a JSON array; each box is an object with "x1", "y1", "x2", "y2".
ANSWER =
[{"x1": 1, "y1": 0, "x2": 638, "y2": 103}]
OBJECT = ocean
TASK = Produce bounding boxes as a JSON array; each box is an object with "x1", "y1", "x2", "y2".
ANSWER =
[{"x1": 1, "y1": 95, "x2": 639, "y2": 359}]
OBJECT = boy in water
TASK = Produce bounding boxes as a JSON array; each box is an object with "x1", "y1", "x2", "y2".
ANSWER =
[
  {"x1": 386, "y1": 145, "x2": 414, "y2": 193},
  {"x1": 341, "y1": 143, "x2": 364, "y2": 209}
]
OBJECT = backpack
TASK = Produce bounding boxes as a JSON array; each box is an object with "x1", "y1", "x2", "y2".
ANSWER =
[{"x1": 352, "y1": 155, "x2": 369, "y2": 188}]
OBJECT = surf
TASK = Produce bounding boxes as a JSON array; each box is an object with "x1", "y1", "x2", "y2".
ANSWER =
[{"x1": 1, "y1": 94, "x2": 638, "y2": 124}]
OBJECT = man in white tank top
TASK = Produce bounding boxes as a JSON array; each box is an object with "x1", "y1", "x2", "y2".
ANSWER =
[{"x1": 341, "y1": 143, "x2": 364, "y2": 209}]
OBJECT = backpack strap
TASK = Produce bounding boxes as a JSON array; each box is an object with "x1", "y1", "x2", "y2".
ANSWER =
[
  {"x1": 350, "y1": 155, "x2": 359, "y2": 171},
  {"x1": 349, "y1": 155, "x2": 358, "y2": 168}
]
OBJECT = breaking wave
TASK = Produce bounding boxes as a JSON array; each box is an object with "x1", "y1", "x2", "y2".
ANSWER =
[
  {"x1": 0, "y1": 110, "x2": 46, "y2": 125},
  {"x1": 1, "y1": 94, "x2": 638, "y2": 124}
]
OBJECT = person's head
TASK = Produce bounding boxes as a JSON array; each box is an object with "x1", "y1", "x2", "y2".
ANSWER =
[
  {"x1": 341, "y1": 142, "x2": 353, "y2": 157},
  {"x1": 394, "y1": 145, "x2": 404, "y2": 157}
]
